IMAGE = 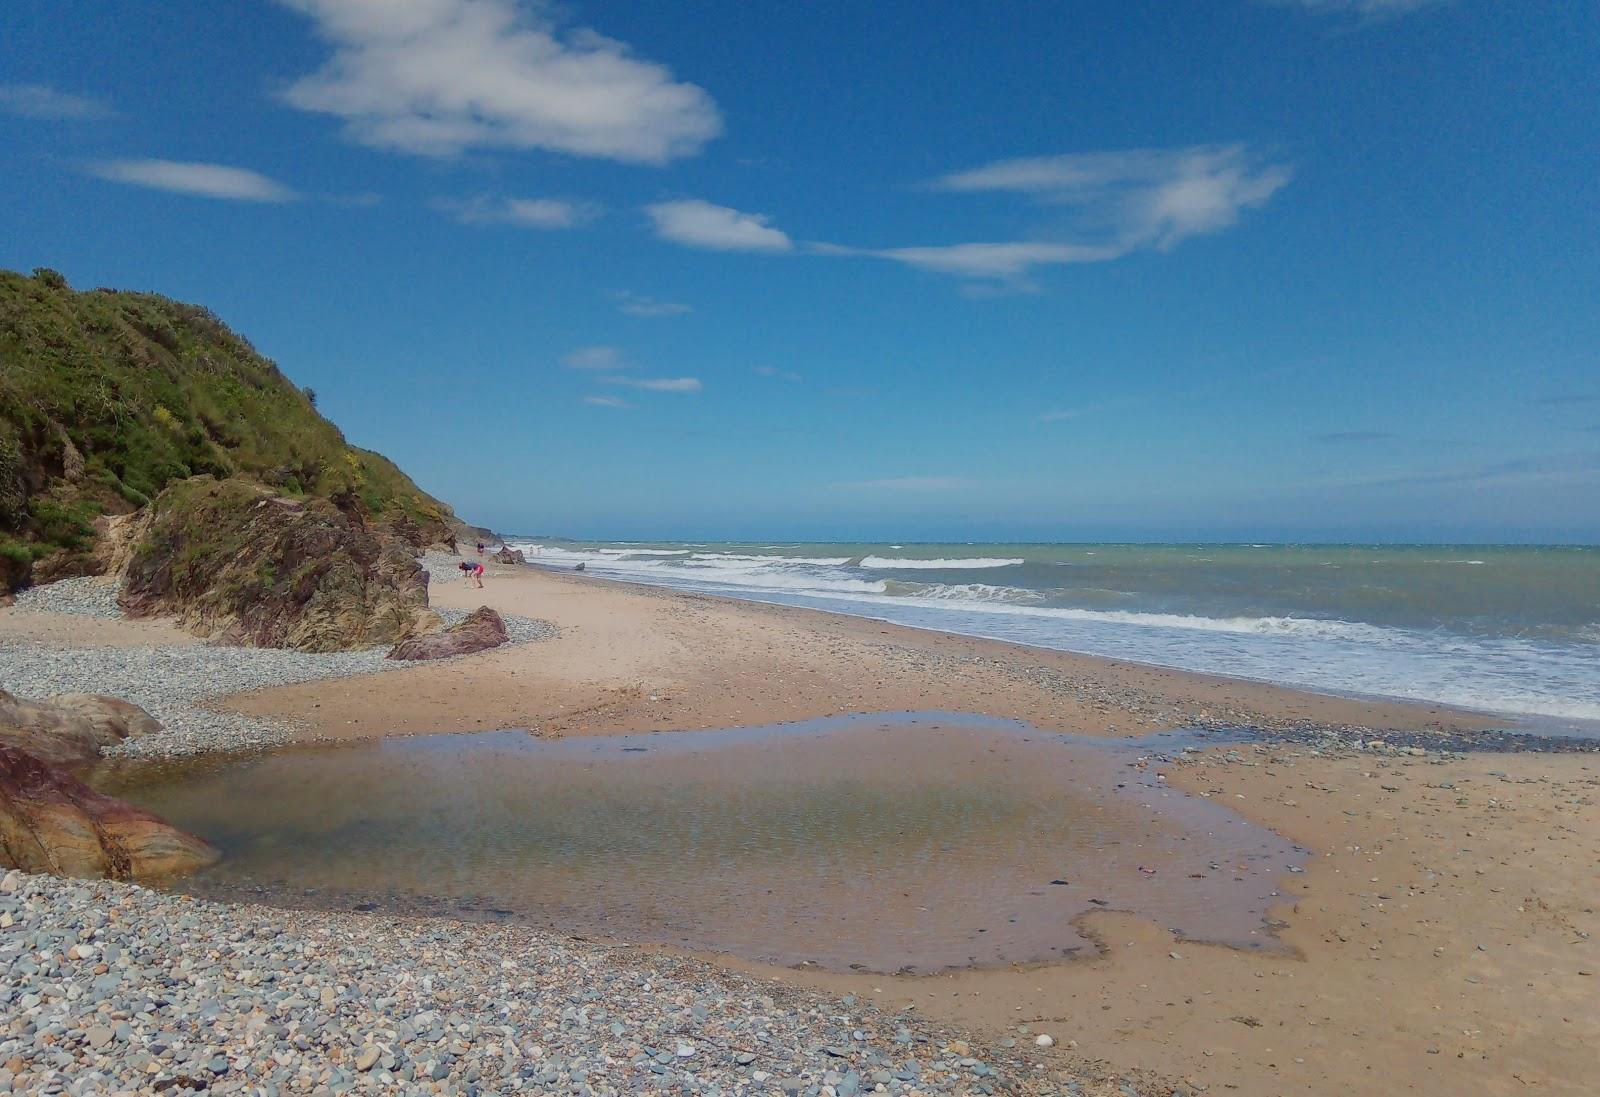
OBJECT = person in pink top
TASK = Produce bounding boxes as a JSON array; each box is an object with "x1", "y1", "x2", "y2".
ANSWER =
[{"x1": 458, "y1": 560, "x2": 485, "y2": 589}]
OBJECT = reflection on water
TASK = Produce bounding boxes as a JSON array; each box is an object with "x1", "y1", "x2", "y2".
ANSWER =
[{"x1": 100, "y1": 714, "x2": 1304, "y2": 972}]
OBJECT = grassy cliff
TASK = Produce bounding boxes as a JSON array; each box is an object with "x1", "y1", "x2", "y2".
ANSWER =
[{"x1": 0, "y1": 267, "x2": 458, "y2": 588}]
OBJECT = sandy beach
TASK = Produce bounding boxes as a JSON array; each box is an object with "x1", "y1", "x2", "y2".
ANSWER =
[
  {"x1": 227, "y1": 561, "x2": 1504, "y2": 744},
  {"x1": 222, "y1": 561, "x2": 1597, "y2": 1096},
  {"x1": 5, "y1": 561, "x2": 1595, "y2": 1095}
]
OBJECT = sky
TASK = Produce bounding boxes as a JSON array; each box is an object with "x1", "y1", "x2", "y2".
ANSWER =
[{"x1": 3, "y1": 0, "x2": 1598, "y2": 543}]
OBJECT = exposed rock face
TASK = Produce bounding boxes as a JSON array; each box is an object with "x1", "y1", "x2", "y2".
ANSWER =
[
  {"x1": 494, "y1": 546, "x2": 526, "y2": 565},
  {"x1": 388, "y1": 606, "x2": 509, "y2": 661},
  {"x1": 0, "y1": 689, "x2": 160, "y2": 766},
  {"x1": 120, "y1": 476, "x2": 441, "y2": 652},
  {"x1": 0, "y1": 746, "x2": 218, "y2": 879}
]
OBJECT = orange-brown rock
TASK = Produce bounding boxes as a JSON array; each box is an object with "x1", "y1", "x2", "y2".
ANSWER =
[
  {"x1": 0, "y1": 746, "x2": 218, "y2": 879},
  {"x1": 0, "y1": 689, "x2": 160, "y2": 765},
  {"x1": 387, "y1": 606, "x2": 510, "y2": 661}
]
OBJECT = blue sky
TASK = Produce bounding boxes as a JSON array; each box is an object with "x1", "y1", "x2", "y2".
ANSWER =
[{"x1": 3, "y1": 0, "x2": 1597, "y2": 542}]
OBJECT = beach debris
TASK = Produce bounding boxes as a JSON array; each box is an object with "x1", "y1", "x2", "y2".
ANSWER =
[{"x1": 1035, "y1": 1034, "x2": 1056, "y2": 1047}]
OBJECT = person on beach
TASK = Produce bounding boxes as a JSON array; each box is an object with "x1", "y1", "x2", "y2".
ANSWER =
[
  {"x1": 459, "y1": 560, "x2": 485, "y2": 589},
  {"x1": 476, "y1": 541, "x2": 485, "y2": 557}
]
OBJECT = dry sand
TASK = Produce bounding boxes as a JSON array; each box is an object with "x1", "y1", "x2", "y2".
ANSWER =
[
  {"x1": 227, "y1": 562, "x2": 1501, "y2": 743},
  {"x1": 11, "y1": 561, "x2": 1594, "y2": 1095}
]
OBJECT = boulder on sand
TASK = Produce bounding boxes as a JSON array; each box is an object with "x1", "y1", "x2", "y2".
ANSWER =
[
  {"x1": 0, "y1": 745, "x2": 218, "y2": 880},
  {"x1": 494, "y1": 546, "x2": 526, "y2": 565},
  {"x1": 387, "y1": 606, "x2": 509, "y2": 661},
  {"x1": 0, "y1": 689, "x2": 161, "y2": 766}
]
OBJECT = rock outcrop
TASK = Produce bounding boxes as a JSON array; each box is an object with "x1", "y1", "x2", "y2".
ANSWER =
[
  {"x1": 0, "y1": 689, "x2": 160, "y2": 766},
  {"x1": 0, "y1": 746, "x2": 218, "y2": 879},
  {"x1": 120, "y1": 476, "x2": 441, "y2": 652},
  {"x1": 494, "y1": 546, "x2": 526, "y2": 565},
  {"x1": 388, "y1": 606, "x2": 509, "y2": 661}
]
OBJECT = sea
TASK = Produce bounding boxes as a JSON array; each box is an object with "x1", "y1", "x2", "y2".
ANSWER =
[{"x1": 504, "y1": 540, "x2": 1600, "y2": 734}]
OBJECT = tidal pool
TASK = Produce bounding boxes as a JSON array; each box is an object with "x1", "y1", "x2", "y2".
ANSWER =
[{"x1": 101, "y1": 713, "x2": 1304, "y2": 972}]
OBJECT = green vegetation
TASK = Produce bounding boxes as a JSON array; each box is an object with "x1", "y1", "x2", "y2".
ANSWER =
[{"x1": 0, "y1": 267, "x2": 458, "y2": 587}]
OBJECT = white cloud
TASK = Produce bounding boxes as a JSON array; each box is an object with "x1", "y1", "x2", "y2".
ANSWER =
[
  {"x1": 615, "y1": 291, "x2": 691, "y2": 317},
  {"x1": 645, "y1": 146, "x2": 1288, "y2": 284},
  {"x1": 917, "y1": 145, "x2": 1292, "y2": 277},
  {"x1": 87, "y1": 159, "x2": 299, "y2": 202},
  {"x1": 278, "y1": 0, "x2": 722, "y2": 163},
  {"x1": 562, "y1": 345, "x2": 626, "y2": 370},
  {"x1": 842, "y1": 477, "x2": 977, "y2": 493},
  {"x1": 645, "y1": 199, "x2": 793, "y2": 252},
  {"x1": 583, "y1": 394, "x2": 631, "y2": 408},
  {"x1": 436, "y1": 194, "x2": 596, "y2": 227},
  {"x1": 601, "y1": 375, "x2": 702, "y2": 393},
  {"x1": 0, "y1": 83, "x2": 115, "y2": 120}
]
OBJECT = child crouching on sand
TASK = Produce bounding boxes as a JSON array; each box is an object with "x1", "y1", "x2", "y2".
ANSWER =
[{"x1": 458, "y1": 560, "x2": 485, "y2": 589}]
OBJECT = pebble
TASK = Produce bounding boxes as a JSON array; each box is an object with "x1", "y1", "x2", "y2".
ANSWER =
[
  {"x1": 0, "y1": 873, "x2": 1068, "y2": 1096},
  {"x1": 2, "y1": 576, "x2": 556, "y2": 759}
]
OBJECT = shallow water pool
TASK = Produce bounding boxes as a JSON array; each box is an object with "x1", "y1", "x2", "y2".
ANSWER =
[{"x1": 101, "y1": 713, "x2": 1304, "y2": 972}]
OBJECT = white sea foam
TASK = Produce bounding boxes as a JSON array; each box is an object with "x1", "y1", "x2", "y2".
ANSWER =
[
  {"x1": 509, "y1": 540, "x2": 1600, "y2": 727},
  {"x1": 690, "y1": 553, "x2": 852, "y2": 566},
  {"x1": 859, "y1": 556, "x2": 1025, "y2": 570}
]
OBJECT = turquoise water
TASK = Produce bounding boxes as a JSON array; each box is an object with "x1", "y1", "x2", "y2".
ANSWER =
[{"x1": 509, "y1": 540, "x2": 1600, "y2": 729}]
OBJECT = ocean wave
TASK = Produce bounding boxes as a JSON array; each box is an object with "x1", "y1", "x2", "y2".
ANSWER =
[
  {"x1": 884, "y1": 582, "x2": 1047, "y2": 605},
  {"x1": 690, "y1": 553, "x2": 852, "y2": 566},
  {"x1": 859, "y1": 556, "x2": 1025, "y2": 570}
]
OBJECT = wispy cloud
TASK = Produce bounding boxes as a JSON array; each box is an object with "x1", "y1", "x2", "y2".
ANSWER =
[
  {"x1": 583, "y1": 394, "x2": 631, "y2": 408},
  {"x1": 278, "y1": 0, "x2": 722, "y2": 163},
  {"x1": 601, "y1": 375, "x2": 702, "y2": 393},
  {"x1": 753, "y1": 365, "x2": 802, "y2": 382},
  {"x1": 900, "y1": 144, "x2": 1292, "y2": 279},
  {"x1": 435, "y1": 195, "x2": 597, "y2": 228},
  {"x1": 841, "y1": 476, "x2": 977, "y2": 493},
  {"x1": 1319, "y1": 451, "x2": 1600, "y2": 491},
  {"x1": 87, "y1": 159, "x2": 299, "y2": 202},
  {"x1": 1312, "y1": 430, "x2": 1395, "y2": 444},
  {"x1": 562, "y1": 345, "x2": 627, "y2": 371},
  {"x1": 1267, "y1": 0, "x2": 1448, "y2": 19},
  {"x1": 614, "y1": 291, "x2": 691, "y2": 317},
  {"x1": 649, "y1": 144, "x2": 1289, "y2": 285},
  {"x1": 645, "y1": 200, "x2": 793, "y2": 252},
  {"x1": 0, "y1": 83, "x2": 116, "y2": 120}
]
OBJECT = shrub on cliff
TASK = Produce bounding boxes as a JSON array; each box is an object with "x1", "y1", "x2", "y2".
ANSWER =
[
  {"x1": 120, "y1": 476, "x2": 441, "y2": 652},
  {"x1": 0, "y1": 267, "x2": 458, "y2": 589}
]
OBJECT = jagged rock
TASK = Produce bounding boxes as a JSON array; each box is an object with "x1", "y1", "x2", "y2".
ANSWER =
[
  {"x1": 0, "y1": 689, "x2": 161, "y2": 766},
  {"x1": 120, "y1": 476, "x2": 441, "y2": 652},
  {"x1": 0, "y1": 745, "x2": 217, "y2": 879},
  {"x1": 494, "y1": 546, "x2": 526, "y2": 565},
  {"x1": 387, "y1": 606, "x2": 509, "y2": 661}
]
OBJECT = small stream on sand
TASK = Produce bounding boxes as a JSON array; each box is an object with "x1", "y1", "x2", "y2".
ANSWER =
[{"x1": 96, "y1": 713, "x2": 1304, "y2": 973}]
